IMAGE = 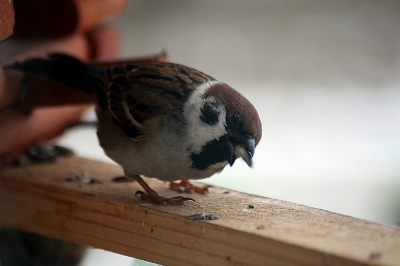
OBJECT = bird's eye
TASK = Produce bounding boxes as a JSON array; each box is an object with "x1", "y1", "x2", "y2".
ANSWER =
[{"x1": 230, "y1": 113, "x2": 240, "y2": 125}]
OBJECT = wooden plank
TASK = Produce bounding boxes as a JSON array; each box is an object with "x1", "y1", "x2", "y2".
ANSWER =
[{"x1": 0, "y1": 156, "x2": 399, "y2": 266}]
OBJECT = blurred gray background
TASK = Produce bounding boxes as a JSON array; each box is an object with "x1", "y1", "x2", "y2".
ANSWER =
[{"x1": 61, "y1": 1, "x2": 400, "y2": 229}]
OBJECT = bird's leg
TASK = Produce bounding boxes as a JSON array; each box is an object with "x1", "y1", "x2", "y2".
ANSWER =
[
  {"x1": 169, "y1": 180, "x2": 211, "y2": 194},
  {"x1": 126, "y1": 173, "x2": 195, "y2": 205}
]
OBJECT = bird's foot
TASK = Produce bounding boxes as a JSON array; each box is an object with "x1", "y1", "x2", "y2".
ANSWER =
[
  {"x1": 126, "y1": 173, "x2": 196, "y2": 205},
  {"x1": 169, "y1": 180, "x2": 211, "y2": 194},
  {"x1": 135, "y1": 190, "x2": 195, "y2": 205}
]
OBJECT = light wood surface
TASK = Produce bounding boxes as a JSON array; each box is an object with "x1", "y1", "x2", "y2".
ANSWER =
[{"x1": 0, "y1": 156, "x2": 399, "y2": 265}]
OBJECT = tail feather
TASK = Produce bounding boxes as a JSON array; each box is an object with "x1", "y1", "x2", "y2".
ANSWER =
[{"x1": 5, "y1": 54, "x2": 97, "y2": 95}]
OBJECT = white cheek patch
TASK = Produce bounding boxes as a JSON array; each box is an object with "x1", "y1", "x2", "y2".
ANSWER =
[{"x1": 183, "y1": 81, "x2": 228, "y2": 153}]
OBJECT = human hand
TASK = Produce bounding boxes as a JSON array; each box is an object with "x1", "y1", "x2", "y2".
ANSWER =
[{"x1": 0, "y1": 26, "x2": 120, "y2": 165}]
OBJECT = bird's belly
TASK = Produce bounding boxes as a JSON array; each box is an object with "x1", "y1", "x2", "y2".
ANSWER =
[
  {"x1": 103, "y1": 142, "x2": 224, "y2": 181},
  {"x1": 96, "y1": 111, "x2": 228, "y2": 181}
]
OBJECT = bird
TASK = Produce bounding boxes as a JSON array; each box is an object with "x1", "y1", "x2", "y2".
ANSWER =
[{"x1": 6, "y1": 54, "x2": 262, "y2": 205}]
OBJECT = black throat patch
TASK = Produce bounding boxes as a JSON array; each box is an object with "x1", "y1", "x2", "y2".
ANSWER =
[{"x1": 190, "y1": 135, "x2": 233, "y2": 171}]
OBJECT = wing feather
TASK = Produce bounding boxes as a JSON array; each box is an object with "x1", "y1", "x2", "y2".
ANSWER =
[{"x1": 93, "y1": 62, "x2": 215, "y2": 140}]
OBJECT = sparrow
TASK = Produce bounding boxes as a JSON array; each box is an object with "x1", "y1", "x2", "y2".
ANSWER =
[{"x1": 6, "y1": 54, "x2": 262, "y2": 205}]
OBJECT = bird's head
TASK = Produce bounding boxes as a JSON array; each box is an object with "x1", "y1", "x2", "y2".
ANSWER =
[{"x1": 185, "y1": 81, "x2": 262, "y2": 172}]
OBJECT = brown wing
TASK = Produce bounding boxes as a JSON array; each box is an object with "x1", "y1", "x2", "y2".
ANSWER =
[{"x1": 93, "y1": 62, "x2": 215, "y2": 140}]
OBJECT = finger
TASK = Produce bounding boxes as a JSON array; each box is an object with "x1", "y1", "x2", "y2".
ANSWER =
[
  {"x1": 13, "y1": 0, "x2": 128, "y2": 38},
  {"x1": 87, "y1": 25, "x2": 121, "y2": 60},
  {"x1": 0, "y1": 34, "x2": 90, "y2": 111},
  {"x1": 0, "y1": 104, "x2": 89, "y2": 164}
]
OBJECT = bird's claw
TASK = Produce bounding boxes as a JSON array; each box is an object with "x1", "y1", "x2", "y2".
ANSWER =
[
  {"x1": 169, "y1": 180, "x2": 212, "y2": 194},
  {"x1": 135, "y1": 190, "x2": 196, "y2": 205},
  {"x1": 163, "y1": 196, "x2": 196, "y2": 205}
]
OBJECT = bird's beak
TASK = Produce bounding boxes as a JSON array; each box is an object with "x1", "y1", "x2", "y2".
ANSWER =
[{"x1": 229, "y1": 136, "x2": 256, "y2": 167}]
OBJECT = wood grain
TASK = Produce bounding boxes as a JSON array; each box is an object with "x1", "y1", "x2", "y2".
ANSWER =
[{"x1": 0, "y1": 156, "x2": 399, "y2": 265}]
